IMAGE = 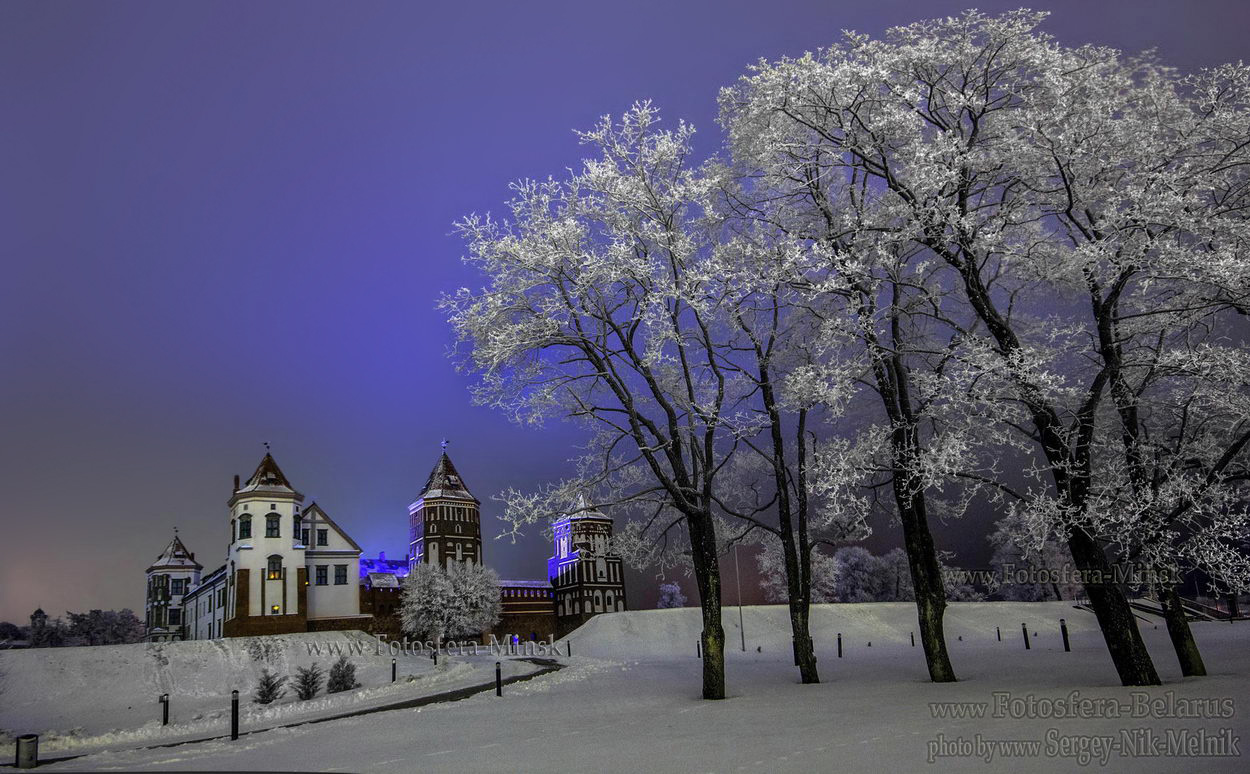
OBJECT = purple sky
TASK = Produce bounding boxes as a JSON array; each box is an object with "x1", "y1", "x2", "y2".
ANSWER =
[{"x1": 2, "y1": 1, "x2": 1247, "y2": 623}]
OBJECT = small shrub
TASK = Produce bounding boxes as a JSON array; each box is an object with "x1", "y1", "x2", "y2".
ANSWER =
[
  {"x1": 293, "y1": 663, "x2": 324, "y2": 701},
  {"x1": 326, "y1": 654, "x2": 360, "y2": 693},
  {"x1": 253, "y1": 668, "x2": 287, "y2": 704}
]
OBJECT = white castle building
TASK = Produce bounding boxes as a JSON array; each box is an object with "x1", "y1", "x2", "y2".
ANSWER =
[{"x1": 145, "y1": 453, "x2": 368, "y2": 641}]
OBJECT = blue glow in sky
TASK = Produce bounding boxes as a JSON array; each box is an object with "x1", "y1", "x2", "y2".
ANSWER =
[{"x1": 2, "y1": 1, "x2": 1247, "y2": 621}]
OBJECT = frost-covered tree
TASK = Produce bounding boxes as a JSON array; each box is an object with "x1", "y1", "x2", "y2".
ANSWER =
[
  {"x1": 988, "y1": 513, "x2": 1081, "y2": 602},
  {"x1": 293, "y1": 663, "x2": 324, "y2": 701},
  {"x1": 656, "y1": 582, "x2": 687, "y2": 609},
  {"x1": 757, "y1": 540, "x2": 837, "y2": 603},
  {"x1": 719, "y1": 8, "x2": 1250, "y2": 686},
  {"x1": 447, "y1": 105, "x2": 747, "y2": 699},
  {"x1": 400, "y1": 561, "x2": 502, "y2": 642}
]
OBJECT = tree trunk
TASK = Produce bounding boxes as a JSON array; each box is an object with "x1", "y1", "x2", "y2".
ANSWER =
[
  {"x1": 896, "y1": 487, "x2": 957, "y2": 683},
  {"x1": 1067, "y1": 528, "x2": 1160, "y2": 686},
  {"x1": 687, "y1": 510, "x2": 726, "y2": 700},
  {"x1": 787, "y1": 590, "x2": 819, "y2": 683},
  {"x1": 1158, "y1": 584, "x2": 1206, "y2": 677}
]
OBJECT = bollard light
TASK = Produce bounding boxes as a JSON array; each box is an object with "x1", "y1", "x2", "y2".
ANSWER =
[
  {"x1": 15, "y1": 734, "x2": 38, "y2": 769},
  {"x1": 231, "y1": 689, "x2": 240, "y2": 741},
  {"x1": 495, "y1": 661, "x2": 502, "y2": 697},
  {"x1": 392, "y1": 657, "x2": 397, "y2": 682},
  {"x1": 1022, "y1": 622, "x2": 1031, "y2": 650},
  {"x1": 1060, "y1": 618, "x2": 1071, "y2": 652},
  {"x1": 160, "y1": 693, "x2": 170, "y2": 726},
  {"x1": 837, "y1": 632, "x2": 842, "y2": 658}
]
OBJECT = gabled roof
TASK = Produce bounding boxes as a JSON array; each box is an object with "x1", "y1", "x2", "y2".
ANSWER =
[
  {"x1": 302, "y1": 502, "x2": 363, "y2": 552},
  {"x1": 235, "y1": 453, "x2": 303, "y2": 499},
  {"x1": 418, "y1": 452, "x2": 478, "y2": 502},
  {"x1": 148, "y1": 534, "x2": 203, "y2": 572}
]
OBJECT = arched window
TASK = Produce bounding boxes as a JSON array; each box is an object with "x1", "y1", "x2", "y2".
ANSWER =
[
  {"x1": 265, "y1": 514, "x2": 280, "y2": 538},
  {"x1": 231, "y1": 519, "x2": 236, "y2": 542},
  {"x1": 238, "y1": 516, "x2": 252, "y2": 539},
  {"x1": 267, "y1": 555, "x2": 282, "y2": 580}
]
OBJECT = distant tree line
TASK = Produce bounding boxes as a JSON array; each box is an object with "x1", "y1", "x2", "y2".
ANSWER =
[{"x1": 0, "y1": 608, "x2": 145, "y2": 648}]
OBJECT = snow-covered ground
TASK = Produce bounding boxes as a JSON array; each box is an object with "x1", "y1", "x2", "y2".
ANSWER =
[
  {"x1": 0, "y1": 630, "x2": 539, "y2": 757},
  {"x1": 5, "y1": 603, "x2": 1248, "y2": 773}
]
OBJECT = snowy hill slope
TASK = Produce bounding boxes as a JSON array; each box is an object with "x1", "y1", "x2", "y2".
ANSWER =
[
  {"x1": 0, "y1": 630, "x2": 437, "y2": 741},
  {"x1": 565, "y1": 601, "x2": 1106, "y2": 659}
]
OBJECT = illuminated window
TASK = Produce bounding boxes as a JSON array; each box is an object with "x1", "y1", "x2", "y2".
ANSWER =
[
  {"x1": 267, "y1": 555, "x2": 282, "y2": 580},
  {"x1": 271, "y1": 604, "x2": 280, "y2": 614}
]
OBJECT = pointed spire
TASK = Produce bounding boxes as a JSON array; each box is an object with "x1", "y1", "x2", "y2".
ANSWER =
[
  {"x1": 149, "y1": 532, "x2": 202, "y2": 572},
  {"x1": 236, "y1": 452, "x2": 301, "y2": 498},
  {"x1": 418, "y1": 449, "x2": 477, "y2": 502}
]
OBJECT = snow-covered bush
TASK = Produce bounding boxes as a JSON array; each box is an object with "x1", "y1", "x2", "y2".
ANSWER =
[
  {"x1": 656, "y1": 582, "x2": 687, "y2": 609},
  {"x1": 327, "y1": 654, "x2": 360, "y2": 694},
  {"x1": 293, "y1": 663, "x2": 324, "y2": 701},
  {"x1": 253, "y1": 669, "x2": 286, "y2": 704}
]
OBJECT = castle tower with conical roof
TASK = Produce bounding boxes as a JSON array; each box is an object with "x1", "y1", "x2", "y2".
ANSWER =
[
  {"x1": 144, "y1": 531, "x2": 202, "y2": 641},
  {"x1": 409, "y1": 445, "x2": 482, "y2": 571},
  {"x1": 223, "y1": 452, "x2": 310, "y2": 636}
]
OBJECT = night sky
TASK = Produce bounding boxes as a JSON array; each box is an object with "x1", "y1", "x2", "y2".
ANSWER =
[{"x1": 2, "y1": 1, "x2": 1247, "y2": 624}]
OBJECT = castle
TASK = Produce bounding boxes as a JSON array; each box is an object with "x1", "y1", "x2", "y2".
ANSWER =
[{"x1": 143, "y1": 448, "x2": 627, "y2": 642}]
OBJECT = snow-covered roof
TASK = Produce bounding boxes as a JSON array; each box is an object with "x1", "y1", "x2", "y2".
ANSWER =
[
  {"x1": 367, "y1": 573, "x2": 401, "y2": 588},
  {"x1": 234, "y1": 453, "x2": 303, "y2": 499},
  {"x1": 417, "y1": 451, "x2": 478, "y2": 502},
  {"x1": 147, "y1": 534, "x2": 202, "y2": 573},
  {"x1": 499, "y1": 579, "x2": 552, "y2": 588}
]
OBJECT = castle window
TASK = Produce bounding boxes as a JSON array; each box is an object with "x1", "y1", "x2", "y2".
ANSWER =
[
  {"x1": 168, "y1": 608, "x2": 181, "y2": 625},
  {"x1": 334, "y1": 565, "x2": 347, "y2": 585},
  {"x1": 267, "y1": 555, "x2": 282, "y2": 580},
  {"x1": 265, "y1": 514, "x2": 280, "y2": 538},
  {"x1": 317, "y1": 529, "x2": 328, "y2": 546},
  {"x1": 315, "y1": 565, "x2": 327, "y2": 585},
  {"x1": 231, "y1": 520, "x2": 236, "y2": 541},
  {"x1": 301, "y1": 528, "x2": 309, "y2": 545},
  {"x1": 171, "y1": 578, "x2": 185, "y2": 595},
  {"x1": 293, "y1": 514, "x2": 301, "y2": 535},
  {"x1": 238, "y1": 516, "x2": 252, "y2": 539}
]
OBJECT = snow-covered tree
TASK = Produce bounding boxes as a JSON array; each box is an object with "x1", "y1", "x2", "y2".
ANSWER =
[
  {"x1": 656, "y1": 582, "x2": 687, "y2": 609},
  {"x1": 718, "y1": 8, "x2": 1250, "y2": 686},
  {"x1": 400, "y1": 561, "x2": 502, "y2": 642},
  {"x1": 757, "y1": 540, "x2": 838, "y2": 603},
  {"x1": 988, "y1": 513, "x2": 1081, "y2": 602},
  {"x1": 447, "y1": 105, "x2": 749, "y2": 699}
]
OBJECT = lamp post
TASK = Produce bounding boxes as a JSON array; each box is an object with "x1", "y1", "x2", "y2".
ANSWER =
[{"x1": 734, "y1": 543, "x2": 745, "y2": 651}]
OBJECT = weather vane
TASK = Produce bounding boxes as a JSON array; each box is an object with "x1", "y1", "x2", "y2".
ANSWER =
[
  {"x1": 441, "y1": 438, "x2": 449, "y2": 450},
  {"x1": 264, "y1": 441, "x2": 271, "y2": 452}
]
